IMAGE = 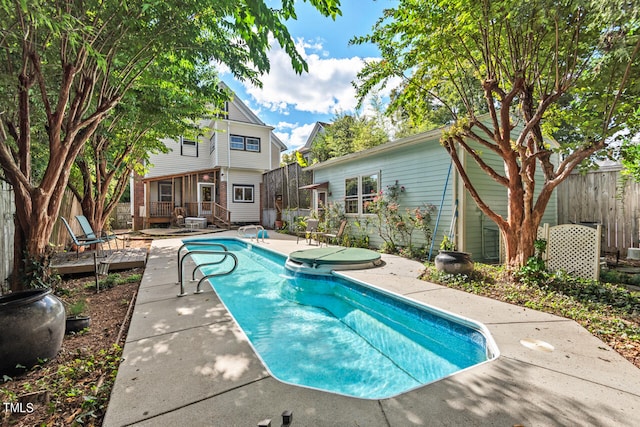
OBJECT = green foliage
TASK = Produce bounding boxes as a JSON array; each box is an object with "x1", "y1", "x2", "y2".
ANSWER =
[
  {"x1": 620, "y1": 140, "x2": 640, "y2": 183},
  {"x1": 600, "y1": 269, "x2": 640, "y2": 287},
  {"x1": 319, "y1": 202, "x2": 346, "y2": 234},
  {"x1": 439, "y1": 236, "x2": 456, "y2": 251},
  {"x1": 18, "y1": 252, "x2": 61, "y2": 290},
  {"x1": 85, "y1": 272, "x2": 141, "y2": 291},
  {"x1": 366, "y1": 182, "x2": 436, "y2": 259},
  {"x1": 310, "y1": 111, "x2": 389, "y2": 163},
  {"x1": 295, "y1": 151, "x2": 308, "y2": 168},
  {"x1": 344, "y1": 218, "x2": 372, "y2": 248},
  {"x1": 0, "y1": 0, "x2": 342, "y2": 289},
  {"x1": 353, "y1": 0, "x2": 640, "y2": 266},
  {"x1": 422, "y1": 262, "x2": 640, "y2": 349},
  {"x1": 514, "y1": 239, "x2": 549, "y2": 285},
  {"x1": 67, "y1": 300, "x2": 87, "y2": 317},
  {"x1": 0, "y1": 344, "x2": 124, "y2": 424}
]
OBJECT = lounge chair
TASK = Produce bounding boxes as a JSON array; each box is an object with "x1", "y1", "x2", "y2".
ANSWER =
[
  {"x1": 297, "y1": 219, "x2": 320, "y2": 245},
  {"x1": 320, "y1": 219, "x2": 347, "y2": 247},
  {"x1": 75, "y1": 215, "x2": 120, "y2": 250},
  {"x1": 60, "y1": 216, "x2": 105, "y2": 257}
]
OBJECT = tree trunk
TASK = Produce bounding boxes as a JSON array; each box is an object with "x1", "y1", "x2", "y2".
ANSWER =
[{"x1": 10, "y1": 190, "x2": 60, "y2": 292}]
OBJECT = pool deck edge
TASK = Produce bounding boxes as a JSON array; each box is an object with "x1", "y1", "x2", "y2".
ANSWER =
[{"x1": 103, "y1": 231, "x2": 640, "y2": 427}]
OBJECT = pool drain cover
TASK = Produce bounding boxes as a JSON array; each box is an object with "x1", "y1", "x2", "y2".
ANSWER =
[{"x1": 520, "y1": 338, "x2": 554, "y2": 352}]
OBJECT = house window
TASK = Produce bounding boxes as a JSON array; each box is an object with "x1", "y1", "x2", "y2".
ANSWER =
[
  {"x1": 361, "y1": 173, "x2": 379, "y2": 213},
  {"x1": 180, "y1": 136, "x2": 198, "y2": 157},
  {"x1": 233, "y1": 185, "x2": 254, "y2": 203},
  {"x1": 246, "y1": 137, "x2": 260, "y2": 152},
  {"x1": 230, "y1": 135, "x2": 244, "y2": 150},
  {"x1": 344, "y1": 173, "x2": 379, "y2": 215},
  {"x1": 158, "y1": 182, "x2": 172, "y2": 202},
  {"x1": 230, "y1": 134, "x2": 261, "y2": 152},
  {"x1": 345, "y1": 177, "x2": 359, "y2": 214}
]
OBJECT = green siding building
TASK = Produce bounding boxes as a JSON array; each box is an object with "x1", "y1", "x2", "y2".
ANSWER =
[{"x1": 307, "y1": 126, "x2": 558, "y2": 263}]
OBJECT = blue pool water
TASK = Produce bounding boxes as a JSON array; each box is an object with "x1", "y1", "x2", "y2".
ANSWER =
[{"x1": 185, "y1": 238, "x2": 497, "y2": 399}]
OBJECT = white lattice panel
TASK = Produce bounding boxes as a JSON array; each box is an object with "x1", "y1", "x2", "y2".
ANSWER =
[{"x1": 546, "y1": 224, "x2": 601, "y2": 280}]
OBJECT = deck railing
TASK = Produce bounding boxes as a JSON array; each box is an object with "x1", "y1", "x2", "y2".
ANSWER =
[
  {"x1": 148, "y1": 201, "x2": 230, "y2": 226},
  {"x1": 148, "y1": 202, "x2": 173, "y2": 217},
  {"x1": 182, "y1": 202, "x2": 231, "y2": 226},
  {"x1": 213, "y1": 202, "x2": 231, "y2": 226}
]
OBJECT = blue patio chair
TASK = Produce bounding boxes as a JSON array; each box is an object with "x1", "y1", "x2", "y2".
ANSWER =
[
  {"x1": 75, "y1": 215, "x2": 120, "y2": 250},
  {"x1": 60, "y1": 216, "x2": 105, "y2": 257}
]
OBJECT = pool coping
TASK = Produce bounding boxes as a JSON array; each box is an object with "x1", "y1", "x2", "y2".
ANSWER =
[{"x1": 103, "y1": 230, "x2": 640, "y2": 427}]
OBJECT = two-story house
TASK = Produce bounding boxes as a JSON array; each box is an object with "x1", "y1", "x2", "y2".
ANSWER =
[{"x1": 131, "y1": 84, "x2": 286, "y2": 229}]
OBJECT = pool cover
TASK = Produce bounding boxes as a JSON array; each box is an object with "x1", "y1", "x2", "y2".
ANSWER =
[{"x1": 289, "y1": 247, "x2": 381, "y2": 265}]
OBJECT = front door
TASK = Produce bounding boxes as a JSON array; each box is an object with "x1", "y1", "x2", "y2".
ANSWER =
[{"x1": 198, "y1": 183, "x2": 215, "y2": 216}]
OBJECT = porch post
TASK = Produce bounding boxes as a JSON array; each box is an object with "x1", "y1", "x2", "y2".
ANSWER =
[{"x1": 144, "y1": 180, "x2": 150, "y2": 229}]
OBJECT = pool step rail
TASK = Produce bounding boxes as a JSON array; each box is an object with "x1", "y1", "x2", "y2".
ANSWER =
[{"x1": 176, "y1": 242, "x2": 238, "y2": 296}]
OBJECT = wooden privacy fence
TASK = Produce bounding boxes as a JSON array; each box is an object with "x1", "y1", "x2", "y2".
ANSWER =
[
  {"x1": 262, "y1": 163, "x2": 312, "y2": 227},
  {"x1": 50, "y1": 189, "x2": 84, "y2": 249},
  {"x1": 110, "y1": 202, "x2": 132, "y2": 229},
  {"x1": 1, "y1": 185, "x2": 83, "y2": 293},
  {"x1": 556, "y1": 166, "x2": 640, "y2": 258}
]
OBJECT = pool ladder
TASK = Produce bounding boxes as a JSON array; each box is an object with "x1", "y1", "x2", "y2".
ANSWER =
[{"x1": 176, "y1": 242, "x2": 238, "y2": 297}]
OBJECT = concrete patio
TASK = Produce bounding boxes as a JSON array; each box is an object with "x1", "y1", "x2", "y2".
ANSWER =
[{"x1": 103, "y1": 230, "x2": 640, "y2": 426}]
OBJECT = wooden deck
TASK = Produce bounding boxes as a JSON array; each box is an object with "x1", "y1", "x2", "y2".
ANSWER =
[{"x1": 51, "y1": 247, "x2": 148, "y2": 275}]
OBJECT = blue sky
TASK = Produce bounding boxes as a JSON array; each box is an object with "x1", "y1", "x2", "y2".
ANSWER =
[{"x1": 219, "y1": 0, "x2": 399, "y2": 152}]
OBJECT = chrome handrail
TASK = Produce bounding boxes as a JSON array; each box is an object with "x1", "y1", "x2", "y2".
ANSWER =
[
  {"x1": 177, "y1": 244, "x2": 237, "y2": 297},
  {"x1": 176, "y1": 242, "x2": 228, "y2": 284},
  {"x1": 238, "y1": 225, "x2": 266, "y2": 242},
  {"x1": 194, "y1": 252, "x2": 238, "y2": 293}
]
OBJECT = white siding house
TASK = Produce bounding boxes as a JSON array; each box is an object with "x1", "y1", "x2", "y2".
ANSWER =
[{"x1": 132, "y1": 84, "x2": 286, "y2": 229}]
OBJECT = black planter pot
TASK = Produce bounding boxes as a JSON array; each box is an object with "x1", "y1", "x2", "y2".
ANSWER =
[
  {"x1": 0, "y1": 288, "x2": 65, "y2": 375},
  {"x1": 65, "y1": 316, "x2": 91, "y2": 334},
  {"x1": 434, "y1": 250, "x2": 474, "y2": 275}
]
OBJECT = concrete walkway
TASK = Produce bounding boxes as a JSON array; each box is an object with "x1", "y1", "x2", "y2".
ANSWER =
[{"x1": 103, "y1": 231, "x2": 640, "y2": 426}]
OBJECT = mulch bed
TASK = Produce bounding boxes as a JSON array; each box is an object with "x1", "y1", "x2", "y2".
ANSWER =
[{"x1": 1, "y1": 267, "x2": 143, "y2": 427}]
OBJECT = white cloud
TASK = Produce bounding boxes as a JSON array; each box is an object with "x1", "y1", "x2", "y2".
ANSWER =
[
  {"x1": 241, "y1": 38, "x2": 371, "y2": 116},
  {"x1": 218, "y1": 36, "x2": 402, "y2": 151},
  {"x1": 289, "y1": 122, "x2": 318, "y2": 151},
  {"x1": 274, "y1": 121, "x2": 317, "y2": 152}
]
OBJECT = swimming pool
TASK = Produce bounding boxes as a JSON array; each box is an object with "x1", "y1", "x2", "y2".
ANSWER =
[{"x1": 184, "y1": 238, "x2": 498, "y2": 399}]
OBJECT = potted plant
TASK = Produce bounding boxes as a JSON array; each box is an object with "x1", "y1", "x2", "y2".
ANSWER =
[
  {"x1": 0, "y1": 288, "x2": 66, "y2": 375},
  {"x1": 65, "y1": 299, "x2": 91, "y2": 334},
  {"x1": 434, "y1": 235, "x2": 474, "y2": 275}
]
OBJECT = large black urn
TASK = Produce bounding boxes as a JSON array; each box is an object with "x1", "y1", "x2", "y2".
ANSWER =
[
  {"x1": 0, "y1": 288, "x2": 65, "y2": 375},
  {"x1": 434, "y1": 250, "x2": 474, "y2": 275}
]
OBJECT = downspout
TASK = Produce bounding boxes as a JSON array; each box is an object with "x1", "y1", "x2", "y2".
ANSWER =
[
  {"x1": 226, "y1": 120, "x2": 231, "y2": 222},
  {"x1": 269, "y1": 131, "x2": 273, "y2": 170}
]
